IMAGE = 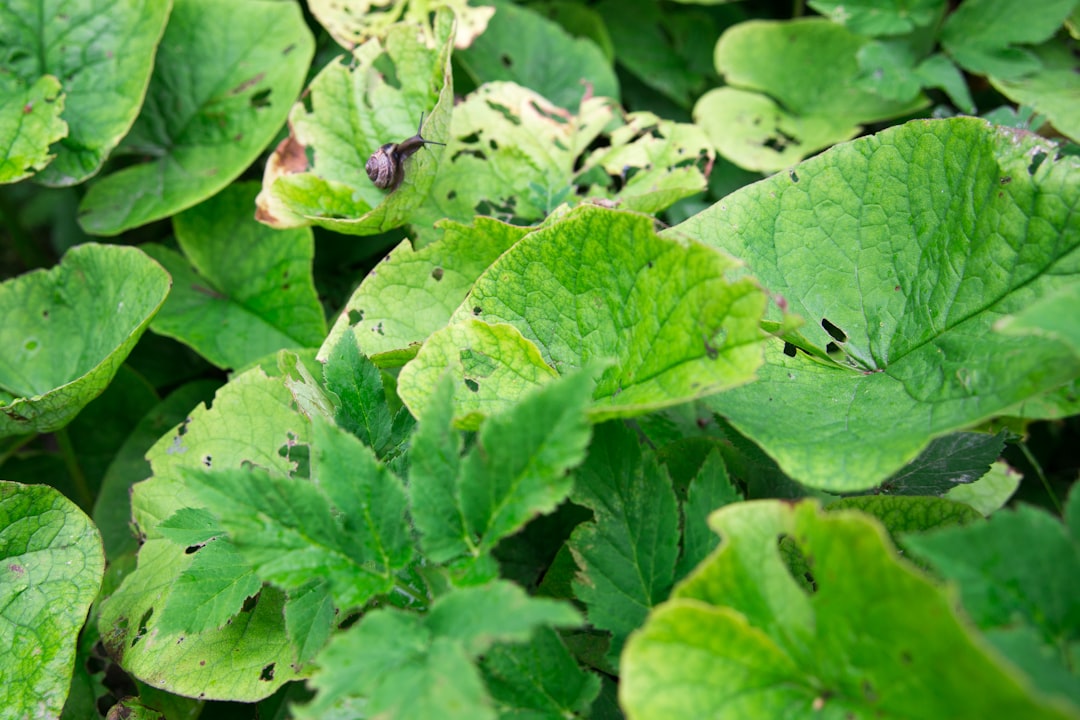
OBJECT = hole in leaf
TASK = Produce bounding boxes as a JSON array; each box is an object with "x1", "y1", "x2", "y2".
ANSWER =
[
  {"x1": 260, "y1": 663, "x2": 275, "y2": 681},
  {"x1": 250, "y1": 88, "x2": 271, "y2": 108},
  {"x1": 500, "y1": 53, "x2": 513, "y2": 68},
  {"x1": 763, "y1": 129, "x2": 798, "y2": 152},
  {"x1": 1028, "y1": 150, "x2": 1047, "y2": 175},
  {"x1": 447, "y1": 189, "x2": 457, "y2": 200},
  {"x1": 431, "y1": 267, "x2": 444, "y2": 281},
  {"x1": 242, "y1": 593, "x2": 260, "y2": 613},
  {"x1": 464, "y1": 378, "x2": 480, "y2": 392},
  {"x1": 778, "y1": 535, "x2": 816, "y2": 594},
  {"x1": 821, "y1": 318, "x2": 847, "y2": 342},
  {"x1": 783, "y1": 342, "x2": 797, "y2": 357},
  {"x1": 789, "y1": 169, "x2": 799, "y2": 183},
  {"x1": 347, "y1": 309, "x2": 363, "y2": 325},
  {"x1": 202, "y1": 455, "x2": 212, "y2": 468},
  {"x1": 472, "y1": 306, "x2": 483, "y2": 316},
  {"x1": 42, "y1": 310, "x2": 48, "y2": 318},
  {"x1": 372, "y1": 322, "x2": 384, "y2": 336},
  {"x1": 373, "y1": 55, "x2": 401, "y2": 89},
  {"x1": 184, "y1": 544, "x2": 205, "y2": 555},
  {"x1": 825, "y1": 342, "x2": 840, "y2": 354},
  {"x1": 131, "y1": 608, "x2": 153, "y2": 647}
]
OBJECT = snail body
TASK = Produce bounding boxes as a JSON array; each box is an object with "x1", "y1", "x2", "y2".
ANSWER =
[{"x1": 366, "y1": 114, "x2": 445, "y2": 191}]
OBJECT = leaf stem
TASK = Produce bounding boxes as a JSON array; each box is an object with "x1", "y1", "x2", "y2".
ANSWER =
[
  {"x1": 55, "y1": 427, "x2": 94, "y2": 512},
  {"x1": 1017, "y1": 440, "x2": 1061, "y2": 514}
]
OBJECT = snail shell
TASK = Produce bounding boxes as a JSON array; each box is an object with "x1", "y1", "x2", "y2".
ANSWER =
[{"x1": 366, "y1": 115, "x2": 445, "y2": 191}]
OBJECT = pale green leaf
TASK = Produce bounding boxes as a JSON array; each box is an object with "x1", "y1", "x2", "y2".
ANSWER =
[
  {"x1": 945, "y1": 460, "x2": 1021, "y2": 515},
  {"x1": 941, "y1": 0, "x2": 1077, "y2": 79},
  {"x1": 808, "y1": 0, "x2": 945, "y2": 36},
  {"x1": 308, "y1": 0, "x2": 494, "y2": 50},
  {"x1": 0, "y1": 482, "x2": 104, "y2": 719},
  {"x1": 0, "y1": 244, "x2": 170, "y2": 438},
  {"x1": 997, "y1": 281, "x2": 1080, "y2": 355},
  {"x1": 77, "y1": 0, "x2": 314, "y2": 235},
  {"x1": 0, "y1": 72, "x2": 66, "y2": 184},
  {"x1": 256, "y1": 9, "x2": 454, "y2": 235},
  {"x1": 673, "y1": 118, "x2": 1080, "y2": 492},
  {"x1": 621, "y1": 500, "x2": 1078, "y2": 719}
]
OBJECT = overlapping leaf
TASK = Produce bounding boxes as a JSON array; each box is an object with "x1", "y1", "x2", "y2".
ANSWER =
[
  {"x1": 0, "y1": 244, "x2": 170, "y2": 437},
  {"x1": 0, "y1": 72, "x2": 66, "y2": 184},
  {"x1": 673, "y1": 117, "x2": 1080, "y2": 492}
]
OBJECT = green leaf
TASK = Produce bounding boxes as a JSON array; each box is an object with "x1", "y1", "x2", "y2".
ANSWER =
[
  {"x1": 864, "y1": 430, "x2": 1007, "y2": 495},
  {"x1": 458, "y1": 0, "x2": 618, "y2": 110},
  {"x1": 569, "y1": 422, "x2": 681, "y2": 663},
  {"x1": 93, "y1": 380, "x2": 220, "y2": 559},
  {"x1": 941, "y1": 0, "x2": 1077, "y2": 79},
  {"x1": 480, "y1": 626, "x2": 602, "y2": 719},
  {"x1": 673, "y1": 118, "x2": 1080, "y2": 492},
  {"x1": 808, "y1": 0, "x2": 945, "y2": 36},
  {"x1": 409, "y1": 368, "x2": 595, "y2": 565},
  {"x1": 77, "y1": 0, "x2": 314, "y2": 236},
  {"x1": 0, "y1": 481, "x2": 104, "y2": 719},
  {"x1": 621, "y1": 500, "x2": 1078, "y2": 719},
  {"x1": 945, "y1": 460, "x2": 1021, "y2": 515},
  {"x1": 321, "y1": 332, "x2": 405, "y2": 457},
  {"x1": 400, "y1": 205, "x2": 769, "y2": 425},
  {"x1": 256, "y1": 9, "x2": 454, "y2": 235},
  {"x1": 827, "y1": 495, "x2": 982, "y2": 555},
  {"x1": 904, "y1": 490, "x2": 1080, "y2": 707},
  {"x1": 297, "y1": 581, "x2": 581, "y2": 719},
  {"x1": 595, "y1": 0, "x2": 712, "y2": 109},
  {"x1": 140, "y1": 183, "x2": 325, "y2": 370},
  {"x1": 699, "y1": 18, "x2": 928, "y2": 171},
  {"x1": 997, "y1": 280, "x2": 1080, "y2": 355},
  {"x1": 0, "y1": 72, "x2": 66, "y2": 184},
  {"x1": 2, "y1": 0, "x2": 172, "y2": 186},
  {"x1": 97, "y1": 368, "x2": 310, "y2": 701},
  {"x1": 676, "y1": 449, "x2": 741, "y2": 579},
  {"x1": 0, "y1": 243, "x2": 170, "y2": 438},
  {"x1": 157, "y1": 536, "x2": 262, "y2": 635},
  {"x1": 319, "y1": 217, "x2": 529, "y2": 366},
  {"x1": 914, "y1": 53, "x2": 976, "y2": 113}
]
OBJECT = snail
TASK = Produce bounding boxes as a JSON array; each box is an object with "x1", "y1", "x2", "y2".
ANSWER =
[{"x1": 366, "y1": 114, "x2": 445, "y2": 191}]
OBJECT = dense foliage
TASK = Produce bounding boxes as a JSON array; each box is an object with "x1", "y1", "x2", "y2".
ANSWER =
[{"x1": 2, "y1": 0, "x2": 1079, "y2": 718}]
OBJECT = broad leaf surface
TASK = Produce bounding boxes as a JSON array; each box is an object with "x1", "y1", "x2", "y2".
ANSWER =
[
  {"x1": 77, "y1": 0, "x2": 313, "y2": 235},
  {"x1": 0, "y1": 482, "x2": 104, "y2": 719},
  {"x1": 297, "y1": 581, "x2": 580, "y2": 719},
  {"x1": 807, "y1": 0, "x2": 944, "y2": 36},
  {"x1": 319, "y1": 217, "x2": 529, "y2": 366},
  {"x1": 308, "y1": 0, "x2": 493, "y2": 50},
  {"x1": 997, "y1": 281, "x2": 1080, "y2": 355},
  {"x1": 621, "y1": 500, "x2": 1078, "y2": 719},
  {"x1": 480, "y1": 627, "x2": 601, "y2": 718},
  {"x1": 256, "y1": 9, "x2": 455, "y2": 235},
  {"x1": 905, "y1": 489, "x2": 1080, "y2": 707},
  {"x1": 1, "y1": 0, "x2": 171, "y2": 186},
  {"x1": 0, "y1": 243, "x2": 170, "y2": 437},
  {"x1": 863, "y1": 430, "x2": 1007, "y2": 495},
  {"x1": 699, "y1": 18, "x2": 927, "y2": 171},
  {"x1": 401, "y1": 205, "x2": 769, "y2": 425},
  {"x1": 0, "y1": 72, "x2": 66, "y2": 184},
  {"x1": 673, "y1": 118, "x2": 1080, "y2": 491},
  {"x1": 97, "y1": 368, "x2": 310, "y2": 701},
  {"x1": 143, "y1": 182, "x2": 325, "y2": 370},
  {"x1": 458, "y1": 0, "x2": 618, "y2": 110},
  {"x1": 409, "y1": 370, "x2": 594, "y2": 565},
  {"x1": 569, "y1": 422, "x2": 681, "y2": 662}
]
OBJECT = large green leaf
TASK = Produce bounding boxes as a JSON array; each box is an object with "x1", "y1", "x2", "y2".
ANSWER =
[
  {"x1": 990, "y1": 38, "x2": 1080, "y2": 145},
  {"x1": 697, "y1": 18, "x2": 928, "y2": 171},
  {"x1": 458, "y1": 0, "x2": 618, "y2": 110},
  {"x1": 621, "y1": 500, "x2": 1078, "y2": 719},
  {"x1": 399, "y1": 205, "x2": 770, "y2": 426},
  {"x1": 1, "y1": 0, "x2": 171, "y2": 186},
  {"x1": 77, "y1": 0, "x2": 313, "y2": 235},
  {"x1": 142, "y1": 182, "x2": 325, "y2": 370},
  {"x1": 255, "y1": 9, "x2": 455, "y2": 236},
  {"x1": 96, "y1": 367, "x2": 311, "y2": 701},
  {"x1": 0, "y1": 72, "x2": 67, "y2": 184},
  {"x1": 0, "y1": 482, "x2": 104, "y2": 719},
  {"x1": 905, "y1": 489, "x2": 1080, "y2": 707},
  {"x1": 0, "y1": 243, "x2": 170, "y2": 437},
  {"x1": 318, "y1": 217, "x2": 529, "y2": 367},
  {"x1": 672, "y1": 118, "x2": 1080, "y2": 492}
]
